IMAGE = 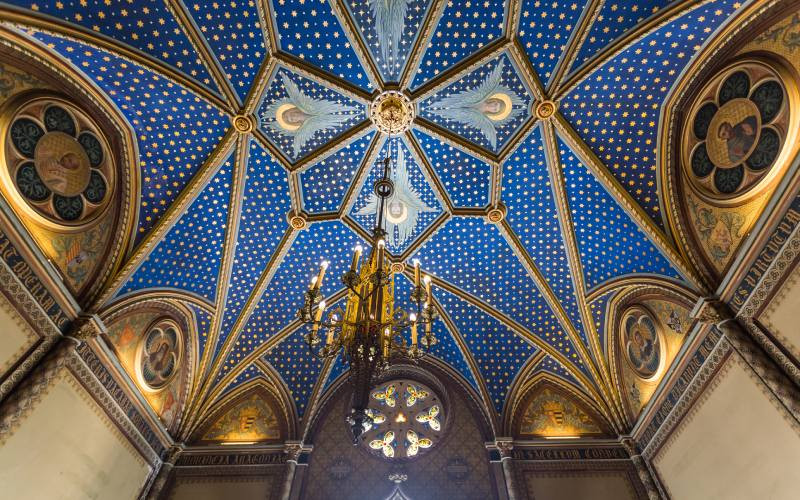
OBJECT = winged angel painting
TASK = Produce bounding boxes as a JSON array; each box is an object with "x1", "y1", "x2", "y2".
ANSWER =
[
  {"x1": 356, "y1": 146, "x2": 436, "y2": 247},
  {"x1": 369, "y1": 0, "x2": 410, "y2": 69},
  {"x1": 426, "y1": 60, "x2": 524, "y2": 148},
  {"x1": 262, "y1": 72, "x2": 360, "y2": 157}
]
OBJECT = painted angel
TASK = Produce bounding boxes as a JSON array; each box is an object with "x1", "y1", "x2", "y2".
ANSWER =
[
  {"x1": 369, "y1": 0, "x2": 410, "y2": 66},
  {"x1": 356, "y1": 146, "x2": 436, "y2": 247},
  {"x1": 262, "y1": 72, "x2": 360, "y2": 157},
  {"x1": 426, "y1": 60, "x2": 524, "y2": 148}
]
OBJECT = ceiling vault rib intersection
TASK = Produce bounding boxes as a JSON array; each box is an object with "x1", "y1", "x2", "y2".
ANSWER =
[
  {"x1": 92, "y1": 129, "x2": 239, "y2": 310},
  {"x1": 540, "y1": 120, "x2": 627, "y2": 424},
  {"x1": 191, "y1": 135, "x2": 250, "y2": 397},
  {"x1": 552, "y1": 113, "x2": 710, "y2": 293},
  {"x1": 552, "y1": 0, "x2": 705, "y2": 99},
  {"x1": 0, "y1": 7, "x2": 230, "y2": 111},
  {"x1": 425, "y1": 273, "x2": 617, "y2": 425},
  {"x1": 166, "y1": 0, "x2": 242, "y2": 111}
]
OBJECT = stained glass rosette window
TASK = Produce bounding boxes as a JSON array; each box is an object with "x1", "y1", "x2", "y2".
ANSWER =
[{"x1": 362, "y1": 379, "x2": 443, "y2": 460}]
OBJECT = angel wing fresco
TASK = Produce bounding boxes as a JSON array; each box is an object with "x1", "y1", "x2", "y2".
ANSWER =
[
  {"x1": 356, "y1": 147, "x2": 436, "y2": 247},
  {"x1": 426, "y1": 60, "x2": 524, "y2": 148},
  {"x1": 262, "y1": 72, "x2": 360, "y2": 157},
  {"x1": 369, "y1": 0, "x2": 410, "y2": 64}
]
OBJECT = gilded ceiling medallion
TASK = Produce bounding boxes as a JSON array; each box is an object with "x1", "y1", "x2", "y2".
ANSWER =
[
  {"x1": 2, "y1": 93, "x2": 114, "y2": 228},
  {"x1": 232, "y1": 114, "x2": 254, "y2": 133},
  {"x1": 535, "y1": 100, "x2": 557, "y2": 120},
  {"x1": 390, "y1": 262, "x2": 405, "y2": 274},
  {"x1": 682, "y1": 60, "x2": 794, "y2": 204},
  {"x1": 486, "y1": 204, "x2": 506, "y2": 224},
  {"x1": 289, "y1": 212, "x2": 308, "y2": 230},
  {"x1": 370, "y1": 91, "x2": 414, "y2": 135}
]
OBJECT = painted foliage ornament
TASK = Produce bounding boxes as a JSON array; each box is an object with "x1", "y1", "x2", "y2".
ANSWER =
[
  {"x1": 683, "y1": 60, "x2": 791, "y2": 201},
  {"x1": 3, "y1": 94, "x2": 114, "y2": 226}
]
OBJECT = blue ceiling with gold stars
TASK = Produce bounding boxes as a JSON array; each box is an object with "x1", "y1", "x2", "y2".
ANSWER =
[{"x1": 0, "y1": 0, "x2": 750, "y2": 420}]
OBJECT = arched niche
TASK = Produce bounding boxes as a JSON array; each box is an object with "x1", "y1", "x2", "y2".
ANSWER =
[
  {"x1": 99, "y1": 293, "x2": 201, "y2": 434},
  {"x1": 0, "y1": 30, "x2": 136, "y2": 305},
  {"x1": 300, "y1": 360, "x2": 498, "y2": 500},
  {"x1": 660, "y1": 4, "x2": 800, "y2": 287},
  {"x1": 602, "y1": 283, "x2": 696, "y2": 425},
  {"x1": 508, "y1": 374, "x2": 613, "y2": 440},
  {"x1": 189, "y1": 380, "x2": 290, "y2": 445}
]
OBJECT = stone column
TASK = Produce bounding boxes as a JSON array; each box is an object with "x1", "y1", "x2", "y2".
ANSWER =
[
  {"x1": 486, "y1": 439, "x2": 515, "y2": 500},
  {"x1": 281, "y1": 442, "x2": 312, "y2": 500},
  {"x1": 621, "y1": 438, "x2": 666, "y2": 500},
  {"x1": 692, "y1": 298, "x2": 800, "y2": 424},
  {"x1": 142, "y1": 444, "x2": 184, "y2": 500}
]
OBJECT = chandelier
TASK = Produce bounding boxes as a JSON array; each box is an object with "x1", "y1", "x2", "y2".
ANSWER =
[{"x1": 298, "y1": 154, "x2": 439, "y2": 443}]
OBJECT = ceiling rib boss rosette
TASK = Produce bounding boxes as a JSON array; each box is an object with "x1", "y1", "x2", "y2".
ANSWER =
[{"x1": 1, "y1": 0, "x2": 761, "y2": 433}]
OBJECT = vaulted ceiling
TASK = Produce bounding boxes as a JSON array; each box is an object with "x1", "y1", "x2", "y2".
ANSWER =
[{"x1": 0, "y1": 0, "x2": 750, "y2": 429}]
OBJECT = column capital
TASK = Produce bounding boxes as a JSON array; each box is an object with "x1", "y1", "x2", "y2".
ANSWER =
[
  {"x1": 66, "y1": 314, "x2": 106, "y2": 343},
  {"x1": 284, "y1": 441, "x2": 312, "y2": 463},
  {"x1": 690, "y1": 297, "x2": 733, "y2": 326}
]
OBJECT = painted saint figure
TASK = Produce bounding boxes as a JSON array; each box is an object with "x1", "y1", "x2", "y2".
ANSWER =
[
  {"x1": 717, "y1": 115, "x2": 757, "y2": 163},
  {"x1": 263, "y1": 72, "x2": 360, "y2": 157},
  {"x1": 426, "y1": 60, "x2": 524, "y2": 149}
]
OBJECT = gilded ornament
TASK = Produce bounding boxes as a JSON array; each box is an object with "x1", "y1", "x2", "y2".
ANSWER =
[
  {"x1": 486, "y1": 204, "x2": 506, "y2": 224},
  {"x1": 289, "y1": 213, "x2": 308, "y2": 230},
  {"x1": 535, "y1": 100, "x2": 556, "y2": 120},
  {"x1": 370, "y1": 91, "x2": 414, "y2": 135},
  {"x1": 232, "y1": 114, "x2": 254, "y2": 133}
]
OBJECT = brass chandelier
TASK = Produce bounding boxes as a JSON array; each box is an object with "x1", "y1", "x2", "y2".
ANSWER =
[{"x1": 298, "y1": 153, "x2": 439, "y2": 443}]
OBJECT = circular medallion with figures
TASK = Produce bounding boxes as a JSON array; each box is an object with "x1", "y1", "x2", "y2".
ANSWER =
[
  {"x1": 682, "y1": 60, "x2": 792, "y2": 203},
  {"x1": 621, "y1": 306, "x2": 664, "y2": 380},
  {"x1": 2, "y1": 94, "x2": 115, "y2": 227},
  {"x1": 135, "y1": 319, "x2": 183, "y2": 391},
  {"x1": 360, "y1": 379, "x2": 444, "y2": 460}
]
